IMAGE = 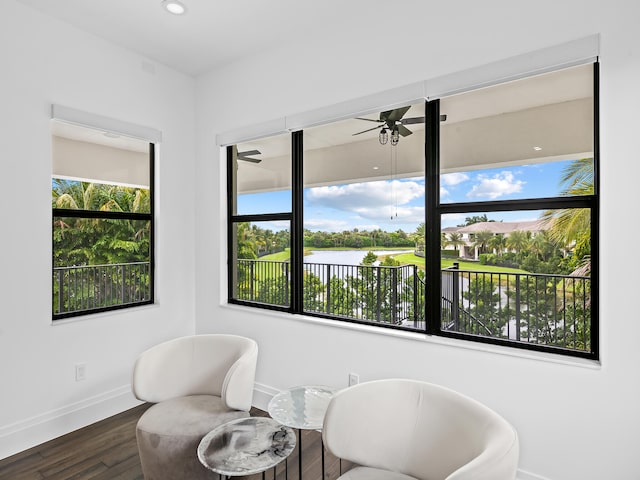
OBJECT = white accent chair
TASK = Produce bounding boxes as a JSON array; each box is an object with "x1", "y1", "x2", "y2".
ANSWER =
[
  {"x1": 322, "y1": 379, "x2": 519, "y2": 480},
  {"x1": 132, "y1": 334, "x2": 258, "y2": 480}
]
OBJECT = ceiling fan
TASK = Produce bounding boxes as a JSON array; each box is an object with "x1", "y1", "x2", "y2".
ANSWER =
[
  {"x1": 237, "y1": 149, "x2": 262, "y2": 163},
  {"x1": 353, "y1": 106, "x2": 423, "y2": 145},
  {"x1": 353, "y1": 107, "x2": 447, "y2": 145}
]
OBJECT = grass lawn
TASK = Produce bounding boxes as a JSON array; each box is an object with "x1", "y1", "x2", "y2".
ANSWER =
[
  {"x1": 304, "y1": 246, "x2": 414, "y2": 251},
  {"x1": 259, "y1": 250, "x2": 290, "y2": 262},
  {"x1": 389, "y1": 252, "x2": 528, "y2": 274},
  {"x1": 261, "y1": 249, "x2": 528, "y2": 274}
]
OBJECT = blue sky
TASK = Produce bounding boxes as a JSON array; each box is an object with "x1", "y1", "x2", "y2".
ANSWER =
[{"x1": 237, "y1": 159, "x2": 574, "y2": 233}]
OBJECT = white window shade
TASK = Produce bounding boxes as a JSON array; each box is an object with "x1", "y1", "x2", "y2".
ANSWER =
[
  {"x1": 51, "y1": 106, "x2": 160, "y2": 188},
  {"x1": 215, "y1": 34, "x2": 599, "y2": 147},
  {"x1": 52, "y1": 134, "x2": 150, "y2": 188},
  {"x1": 51, "y1": 105, "x2": 162, "y2": 143}
]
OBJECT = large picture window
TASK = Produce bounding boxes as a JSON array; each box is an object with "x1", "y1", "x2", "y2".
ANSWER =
[
  {"x1": 227, "y1": 63, "x2": 598, "y2": 359},
  {"x1": 52, "y1": 120, "x2": 154, "y2": 319}
]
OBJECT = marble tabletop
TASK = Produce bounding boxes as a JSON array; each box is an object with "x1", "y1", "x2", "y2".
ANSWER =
[
  {"x1": 197, "y1": 417, "x2": 296, "y2": 477},
  {"x1": 268, "y1": 385, "x2": 339, "y2": 430}
]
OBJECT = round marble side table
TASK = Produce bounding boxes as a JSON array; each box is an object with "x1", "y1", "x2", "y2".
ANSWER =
[
  {"x1": 198, "y1": 416, "x2": 296, "y2": 479},
  {"x1": 268, "y1": 385, "x2": 338, "y2": 479}
]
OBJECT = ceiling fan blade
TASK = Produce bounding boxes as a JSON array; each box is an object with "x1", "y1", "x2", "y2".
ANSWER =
[
  {"x1": 354, "y1": 117, "x2": 383, "y2": 123},
  {"x1": 237, "y1": 149, "x2": 262, "y2": 163},
  {"x1": 353, "y1": 125, "x2": 383, "y2": 136},
  {"x1": 382, "y1": 106, "x2": 411, "y2": 122},
  {"x1": 401, "y1": 116, "x2": 425, "y2": 125},
  {"x1": 238, "y1": 149, "x2": 261, "y2": 156},
  {"x1": 396, "y1": 124, "x2": 413, "y2": 137}
]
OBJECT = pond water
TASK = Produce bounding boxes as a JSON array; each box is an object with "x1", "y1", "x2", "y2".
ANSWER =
[{"x1": 304, "y1": 250, "x2": 411, "y2": 266}]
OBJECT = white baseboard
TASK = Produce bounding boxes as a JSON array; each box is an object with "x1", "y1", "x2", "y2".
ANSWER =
[
  {"x1": 517, "y1": 470, "x2": 552, "y2": 480},
  {"x1": 252, "y1": 381, "x2": 280, "y2": 412},
  {"x1": 0, "y1": 385, "x2": 141, "y2": 461}
]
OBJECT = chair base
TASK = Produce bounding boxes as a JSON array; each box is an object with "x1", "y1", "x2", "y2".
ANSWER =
[{"x1": 136, "y1": 394, "x2": 249, "y2": 480}]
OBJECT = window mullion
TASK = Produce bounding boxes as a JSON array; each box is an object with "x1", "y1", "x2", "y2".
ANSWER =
[
  {"x1": 291, "y1": 131, "x2": 304, "y2": 313},
  {"x1": 425, "y1": 99, "x2": 441, "y2": 335}
]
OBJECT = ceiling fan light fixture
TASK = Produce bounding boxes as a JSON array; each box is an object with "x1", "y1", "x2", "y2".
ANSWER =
[
  {"x1": 390, "y1": 127, "x2": 400, "y2": 146},
  {"x1": 379, "y1": 128, "x2": 389, "y2": 145},
  {"x1": 161, "y1": 0, "x2": 187, "y2": 15}
]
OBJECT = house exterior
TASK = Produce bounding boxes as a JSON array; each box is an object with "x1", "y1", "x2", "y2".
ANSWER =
[{"x1": 442, "y1": 220, "x2": 547, "y2": 259}]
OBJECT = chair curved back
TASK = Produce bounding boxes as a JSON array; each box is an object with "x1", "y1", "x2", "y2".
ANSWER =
[
  {"x1": 322, "y1": 379, "x2": 519, "y2": 480},
  {"x1": 132, "y1": 334, "x2": 258, "y2": 411}
]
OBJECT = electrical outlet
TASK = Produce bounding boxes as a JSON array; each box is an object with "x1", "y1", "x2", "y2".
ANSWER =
[
  {"x1": 348, "y1": 372, "x2": 359, "y2": 386},
  {"x1": 75, "y1": 363, "x2": 87, "y2": 381}
]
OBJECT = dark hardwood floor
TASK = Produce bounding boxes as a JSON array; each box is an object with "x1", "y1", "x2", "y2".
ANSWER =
[{"x1": 0, "y1": 404, "x2": 349, "y2": 480}]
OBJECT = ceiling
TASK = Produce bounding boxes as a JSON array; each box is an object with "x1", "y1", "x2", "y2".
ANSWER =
[{"x1": 15, "y1": 0, "x2": 345, "y2": 76}]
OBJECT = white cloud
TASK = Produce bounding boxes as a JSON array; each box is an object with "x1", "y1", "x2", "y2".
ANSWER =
[
  {"x1": 307, "y1": 180, "x2": 423, "y2": 210},
  {"x1": 467, "y1": 171, "x2": 524, "y2": 200},
  {"x1": 352, "y1": 205, "x2": 425, "y2": 223},
  {"x1": 441, "y1": 172, "x2": 470, "y2": 186}
]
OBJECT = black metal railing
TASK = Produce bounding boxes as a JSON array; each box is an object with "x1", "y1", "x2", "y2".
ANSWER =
[
  {"x1": 236, "y1": 259, "x2": 291, "y2": 306},
  {"x1": 303, "y1": 262, "x2": 424, "y2": 328},
  {"x1": 441, "y1": 264, "x2": 591, "y2": 352},
  {"x1": 235, "y1": 259, "x2": 591, "y2": 353},
  {"x1": 53, "y1": 262, "x2": 151, "y2": 317},
  {"x1": 235, "y1": 259, "x2": 424, "y2": 329}
]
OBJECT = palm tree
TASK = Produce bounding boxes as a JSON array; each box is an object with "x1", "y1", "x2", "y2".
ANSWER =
[
  {"x1": 447, "y1": 232, "x2": 465, "y2": 251},
  {"x1": 488, "y1": 233, "x2": 506, "y2": 255},
  {"x1": 541, "y1": 158, "x2": 593, "y2": 248},
  {"x1": 506, "y1": 230, "x2": 530, "y2": 254},
  {"x1": 411, "y1": 223, "x2": 426, "y2": 252},
  {"x1": 472, "y1": 230, "x2": 493, "y2": 256},
  {"x1": 541, "y1": 158, "x2": 593, "y2": 274},
  {"x1": 528, "y1": 233, "x2": 547, "y2": 260}
]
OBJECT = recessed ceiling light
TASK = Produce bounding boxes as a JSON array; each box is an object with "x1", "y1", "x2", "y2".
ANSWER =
[
  {"x1": 533, "y1": 146, "x2": 542, "y2": 151},
  {"x1": 161, "y1": 0, "x2": 187, "y2": 15},
  {"x1": 104, "y1": 132, "x2": 120, "y2": 139},
  {"x1": 373, "y1": 166, "x2": 379, "y2": 170}
]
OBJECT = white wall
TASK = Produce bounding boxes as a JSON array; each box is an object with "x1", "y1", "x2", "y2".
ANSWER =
[
  {"x1": 0, "y1": 1, "x2": 196, "y2": 458},
  {"x1": 195, "y1": 1, "x2": 640, "y2": 479}
]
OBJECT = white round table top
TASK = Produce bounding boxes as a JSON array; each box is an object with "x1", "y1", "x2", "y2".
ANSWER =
[{"x1": 268, "y1": 385, "x2": 339, "y2": 430}]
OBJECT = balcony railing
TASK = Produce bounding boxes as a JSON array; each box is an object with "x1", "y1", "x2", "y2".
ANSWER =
[
  {"x1": 442, "y1": 264, "x2": 591, "y2": 352},
  {"x1": 53, "y1": 262, "x2": 151, "y2": 317},
  {"x1": 235, "y1": 259, "x2": 591, "y2": 353}
]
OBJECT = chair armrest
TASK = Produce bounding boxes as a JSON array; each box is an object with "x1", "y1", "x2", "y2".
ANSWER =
[
  {"x1": 221, "y1": 340, "x2": 258, "y2": 411},
  {"x1": 445, "y1": 428, "x2": 519, "y2": 480}
]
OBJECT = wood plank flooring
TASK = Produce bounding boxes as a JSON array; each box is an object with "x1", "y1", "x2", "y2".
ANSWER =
[{"x1": 0, "y1": 404, "x2": 351, "y2": 480}]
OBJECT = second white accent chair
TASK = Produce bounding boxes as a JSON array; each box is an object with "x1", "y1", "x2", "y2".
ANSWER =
[{"x1": 322, "y1": 378, "x2": 519, "y2": 480}]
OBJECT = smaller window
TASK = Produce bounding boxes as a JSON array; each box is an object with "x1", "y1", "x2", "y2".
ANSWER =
[
  {"x1": 228, "y1": 136, "x2": 292, "y2": 310},
  {"x1": 51, "y1": 121, "x2": 154, "y2": 319}
]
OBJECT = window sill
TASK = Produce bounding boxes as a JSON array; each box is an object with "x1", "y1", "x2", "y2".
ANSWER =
[
  {"x1": 51, "y1": 302, "x2": 158, "y2": 326},
  {"x1": 221, "y1": 302, "x2": 601, "y2": 370}
]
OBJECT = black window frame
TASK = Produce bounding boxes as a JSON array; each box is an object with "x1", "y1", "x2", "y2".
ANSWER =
[
  {"x1": 52, "y1": 143, "x2": 155, "y2": 320},
  {"x1": 227, "y1": 62, "x2": 599, "y2": 360}
]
